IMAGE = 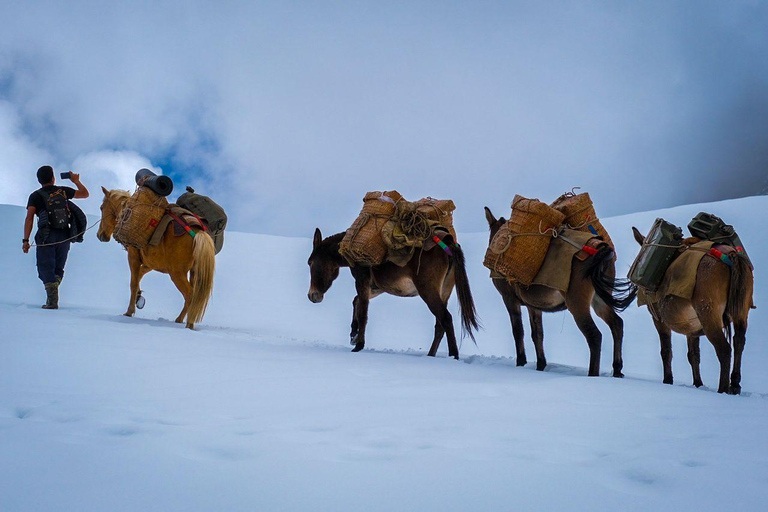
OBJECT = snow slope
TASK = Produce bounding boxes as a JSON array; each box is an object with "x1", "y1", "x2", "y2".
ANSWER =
[{"x1": 1, "y1": 196, "x2": 766, "y2": 511}]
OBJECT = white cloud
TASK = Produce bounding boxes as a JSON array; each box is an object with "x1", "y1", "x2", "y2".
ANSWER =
[
  {"x1": 0, "y1": 1, "x2": 766, "y2": 234},
  {"x1": 69, "y1": 150, "x2": 160, "y2": 214},
  {"x1": 0, "y1": 101, "x2": 52, "y2": 207}
]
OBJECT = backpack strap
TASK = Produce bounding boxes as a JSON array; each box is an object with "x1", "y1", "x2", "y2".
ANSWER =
[{"x1": 36, "y1": 188, "x2": 50, "y2": 205}]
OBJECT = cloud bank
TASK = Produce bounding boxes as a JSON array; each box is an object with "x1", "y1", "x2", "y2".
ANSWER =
[{"x1": 1, "y1": 1, "x2": 766, "y2": 235}]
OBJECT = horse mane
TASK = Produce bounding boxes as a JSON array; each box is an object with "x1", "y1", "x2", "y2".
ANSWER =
[{"x1": 110, "y1": 189, "x2": 131, "y2": 200}]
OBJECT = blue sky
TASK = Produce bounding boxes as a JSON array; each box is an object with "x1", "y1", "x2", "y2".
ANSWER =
[{"x1": 1, "y1": 0, "x2": 767, "y2": 234}]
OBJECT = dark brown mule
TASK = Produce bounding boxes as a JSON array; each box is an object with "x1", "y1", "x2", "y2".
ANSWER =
[
  {"x1": 97, "y1": 188, "x2": 216, "y2": 330},
  {"x1": 631, "y1": 227, "x2": 754, "y2": 394},
  {"x1": 485, "y1": 207, "x2": 637, "y2": 377},
  {"x1": 307, "y1": 229, "x2": 479, "y2": 359}
]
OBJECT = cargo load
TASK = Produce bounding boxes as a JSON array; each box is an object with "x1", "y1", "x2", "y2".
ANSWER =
[
  {"x1": 339, "y1": 191, "x2": 404, "y2": 266},
  {"x1": 688, "y1": 212, "x2": 752, "y2": 267},
  {"x1": 380, "y1": 196, "x2": 458, "y2": 266},
  {"x1": 176, "y1": 187, "x2": 228, "y2": 254},
  {"x1": 483, "y1": 195, "x2": 566, "y2": 286},
  {"x1": 113, "y1": 186, "x2": 169, "y2": 250},
  {"x1": 550, "y1": 190, "x2": 614, "y2": 249},
  {"x1": 135, "y1": 168, "x2": 173, "y2": 197},
  {"x1": 627, "y1": 218, "x2": 684, "y2": 292}
]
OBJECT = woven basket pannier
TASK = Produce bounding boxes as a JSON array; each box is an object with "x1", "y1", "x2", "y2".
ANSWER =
[
  {"x1": 113, "y1": 187, "x2": 169, "y2": 250},
  {"x1": 415, "y1": 197, "x2": 458, "y2": 241},
  {"x1": 483, "y1": 195, "x2": 565, "y2": 285},
  {"x1": 550, "y1": 191, "x2": 614, "y2": 249},
  {"x1": 339, "y1": 190, "x2": 403, "y2": 266}
]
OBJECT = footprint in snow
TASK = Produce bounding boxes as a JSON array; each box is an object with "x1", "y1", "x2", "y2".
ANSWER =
[{"x1": 105, "y1": 425, "x2": 139, "y2": 437}]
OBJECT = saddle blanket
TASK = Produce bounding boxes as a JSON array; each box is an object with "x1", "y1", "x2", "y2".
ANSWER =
[{"x1": 148, "y1": 206, "x2": 206, "y2": 247}]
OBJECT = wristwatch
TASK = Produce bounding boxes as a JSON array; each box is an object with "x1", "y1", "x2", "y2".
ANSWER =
[{"x1": 22, "y1": 238, "x2": 29, "y2": 243}]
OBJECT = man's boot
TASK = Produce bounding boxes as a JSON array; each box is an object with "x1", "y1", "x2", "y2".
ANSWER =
[{"x1": 42, "y1": 282, "x2": 59, "y2": 310}]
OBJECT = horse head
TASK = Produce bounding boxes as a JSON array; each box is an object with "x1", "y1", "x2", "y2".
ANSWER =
[
  {"x1": 97, "y1": 187, "x2": 130, "y2": 242},
  {"x1": 307, "y1": 228, "x2": 344, "y2": 303},
  {"x1": 484, "y1": 206, "x2": 507, "y2": 243}
]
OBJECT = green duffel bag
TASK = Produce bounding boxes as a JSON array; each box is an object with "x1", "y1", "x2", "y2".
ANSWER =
[
  {"x1": 176, "y1": 186, "x2": 228, "y2": 254},
  {"x1": 628, "y1": 218, "x2": 684, "y2": 292}
]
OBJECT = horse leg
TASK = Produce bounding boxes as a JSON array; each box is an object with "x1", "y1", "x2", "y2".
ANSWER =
[
  {"x1": 350, "y1": 295, "x2": 360, "y2": 344},
  {"x1": 427, "y1": 317, "x2": 446, "y2": 357},
  {"x1": 698, "y1": 308, "x2": 731, "y2": 393},
  {"x1": 169, "y1": 270, "x2": 193, "y2": 326},
  {"x1": 592, "y1": 297, "x2": 625, "y2": 378},
  {"x1": 499, "y1": 288, "x2": 527, "y2": 366},
  {"x1": 124, "y1": 249, "x2": 143, "y2": 317},
  {"x1": 418, "y1": 285, "x2": 458, "y2": 359},
  {"x1": 730, "y1": 319, "x2": 748, "y2": 395},
  {"x1": 528, "y1": 307, "x2": 546, "y2": 371},
  {"x1": 652, "y1": 317, "x2": 674, "y2": 385},
  {"x1": 568, "y1": 301, "x2": 602, "y2": 377},
  {"x1": 350, "y1": 269, "x2": 372, "y2": 353},
  {"x1": 686, "y1": 335, "x2": 703, "y2": 388}
]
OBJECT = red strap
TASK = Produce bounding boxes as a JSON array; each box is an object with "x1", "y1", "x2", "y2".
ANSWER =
[
  {"x1": 167, "y1": 209, "x2": 194, "y2": 235},
  {"x1": 189, "y1": 212, "x2": 208, "y2": 232}
]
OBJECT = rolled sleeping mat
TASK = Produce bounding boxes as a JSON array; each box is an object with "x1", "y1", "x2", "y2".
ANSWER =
[{"x1": 135, "y1": 168, "x2": 174, "y2": 197}]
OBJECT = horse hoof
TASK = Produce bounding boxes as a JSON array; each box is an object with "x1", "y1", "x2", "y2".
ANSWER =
[
  {"x1": 516, "y1": 358, "x2": 527, "y2": 367},
  {"x1": 729, "y1": 385, "x2": 741, "y2": 395},
  {"x1": 185, "y1": 324, "x2": 195, "y2": 330},
  {"x1": 124, "y1": 312, "x2": 134, "y2": 317},
  {"x1": 693, "y1": 380, "x2": 703, "y2": 388},
  {"x1": 613, "y1": 371, "x2": 624, "y2": 378},
  {"x1": 536, "y1": 362, "x2": 546, "y2": 371},
  {"x1": 351, "y1": 344, "x2": 364, "y2": 353},
  {"x1": 663, "y1": 378, "x2": 673, "y2": 385}
]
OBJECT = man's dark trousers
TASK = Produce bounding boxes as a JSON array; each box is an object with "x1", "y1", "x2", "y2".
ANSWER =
[{"x1": 36, "y1": 229, "x2": 71, "y2": 284}]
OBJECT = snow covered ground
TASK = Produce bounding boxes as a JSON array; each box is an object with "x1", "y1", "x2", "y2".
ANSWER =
[{"x1": 1, "y1": 196, "x2": 766, "y2": 511}]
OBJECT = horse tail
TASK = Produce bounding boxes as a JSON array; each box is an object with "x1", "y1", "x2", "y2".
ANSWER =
[
  {"x1": 186, "y1": 231, "x2": 216, "y2": 327},
  {"x1": 450, "y1": 244, "x2": 480, "y2": 344},
  {"x1": 583, "y1": 245, "x2": 638, "y2": 313},
  {"x1": 726, "y1": 252, "x2": 753, "y2": 328}
]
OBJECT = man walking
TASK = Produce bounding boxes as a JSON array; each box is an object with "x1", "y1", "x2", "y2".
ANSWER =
[{"x1": 22, "y1": 165, "x2": 89, "y2": 309}]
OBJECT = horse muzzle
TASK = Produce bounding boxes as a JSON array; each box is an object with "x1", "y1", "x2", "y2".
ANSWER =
[
  {"x1": 308, "y1": 290, "x2": 324, "y2": 303},
  {"x1": 97, "y1": 232, "x2": 111, "y2": 242}
]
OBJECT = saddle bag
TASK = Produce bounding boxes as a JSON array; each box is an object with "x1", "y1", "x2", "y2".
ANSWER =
[
  {"x1": 628, "y1": 218, "x2": 684, "y2": 292},
  {"x1": 483, "y1": 195, "x2": 565, "y2": 286},
  {"x1": 114, "y1": 187, "x2": 169, "y2": 250},
  {"x1": 339, "y1": 190, "x2": 403, "y2": 266},
  {"x1": 176, "y1": 187, "x2": 228, "y2": 254},
  {"x1": 550, "y1": 191, "x2": 614, "y2": 249}
]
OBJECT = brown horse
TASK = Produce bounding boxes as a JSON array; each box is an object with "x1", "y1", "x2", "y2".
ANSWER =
[
  {"x1": 631, "y1": 227, "x2": 754, "y2": 394},
  {"x1": 307, "y1": 229, "x2": 479, "y2": 359},
  {"x1": 485, "y1": 207, "x2": 637, "y2": 377},
  {"x1": 97, "y1": 187, "x2": 216, "y2": 329}
]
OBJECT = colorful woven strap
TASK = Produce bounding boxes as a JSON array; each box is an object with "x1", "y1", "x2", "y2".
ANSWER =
[
  {"x1": 167, "y1": 210, "x2": 197, "y2": 238},
  {"x1": 433, "y1": 235, "x2": 453, "y2": 256},
  {"x1": 709, "y1": 247, "x2": 733, "y2": 267}
]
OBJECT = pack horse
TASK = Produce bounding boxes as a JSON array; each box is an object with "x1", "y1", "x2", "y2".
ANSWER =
[{"x1": 97, "y1": 187, "x2": 216, "y2": 329}]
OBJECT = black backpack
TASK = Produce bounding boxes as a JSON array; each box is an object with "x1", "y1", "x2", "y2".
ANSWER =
[{"x1": 38, "y1": 188, "x2": 71, "y2": 230}]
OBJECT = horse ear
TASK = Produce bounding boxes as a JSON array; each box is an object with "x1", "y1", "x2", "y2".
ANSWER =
[
  {"x1": 101, "y1": 186, "x2": 109, "y2": 197},
  {"x1": 484, "y1": 206, "x2": 496, "y2": 228},
  {"x1": 313, "y1": 228, "x2": 322, "y2": 248},
  {"x1": 631, "y1": 226, "x2": 645, "y2": 246}
]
